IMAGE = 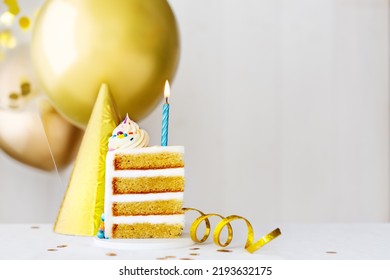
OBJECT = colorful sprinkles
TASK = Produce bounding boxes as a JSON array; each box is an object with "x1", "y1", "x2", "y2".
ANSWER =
[
  {"x1": 110, "y1": 115, "x2": 135, "y2": 140},
  {"x1": 97, "y1": 213, "x2": 106, "y2": 239}
]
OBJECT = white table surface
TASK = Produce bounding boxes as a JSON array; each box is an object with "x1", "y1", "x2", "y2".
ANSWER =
[{"x1": 0, "y1": 223, "x2": 389, "y2": 260}]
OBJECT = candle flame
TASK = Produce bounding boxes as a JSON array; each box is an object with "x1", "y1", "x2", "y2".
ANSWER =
[{"x1": 164, "y1": 80, "x2": 170, "y2": 100}]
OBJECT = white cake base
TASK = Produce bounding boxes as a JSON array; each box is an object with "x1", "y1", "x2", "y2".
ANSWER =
[{"x1": 93, "y1": 234, "x2": 194, "y2": 250}]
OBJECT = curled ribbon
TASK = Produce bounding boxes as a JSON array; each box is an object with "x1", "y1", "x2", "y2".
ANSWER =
[{"x1": 183, "y1": 207, "x2": 281, "y2": 253}]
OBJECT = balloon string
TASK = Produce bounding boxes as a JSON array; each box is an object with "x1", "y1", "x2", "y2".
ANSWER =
[
  {"x1": 183, "y1": 207, "x2": 281, "y2": 253},
  {"x1": 35, "y1": 109, "x2": 64, "y2": 191}
]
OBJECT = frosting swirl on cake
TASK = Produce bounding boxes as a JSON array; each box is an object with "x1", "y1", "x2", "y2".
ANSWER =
[{"x1": 108, "y1": 114, "x2": 149, "y2": 151}]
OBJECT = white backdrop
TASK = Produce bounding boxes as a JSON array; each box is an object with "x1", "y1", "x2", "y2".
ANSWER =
[{"x1": 0, "y1": 0, "x2": 389, "y2": 224}]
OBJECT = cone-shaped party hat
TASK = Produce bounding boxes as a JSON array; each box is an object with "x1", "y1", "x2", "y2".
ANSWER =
[{"x1": 54, "y1": 84, "x2": 120, "y2": 235}]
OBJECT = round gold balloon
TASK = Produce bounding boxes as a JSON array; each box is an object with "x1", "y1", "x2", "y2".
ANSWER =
[
  {"x1": 0, "y1": 99, "x2": 83, "y2": 171},
  {"x1": 31, "y1": 0, "x2": 180, "y2": 128},
  {"x1": 0, "y1": 40, "x2": 83, "y2": 171}
]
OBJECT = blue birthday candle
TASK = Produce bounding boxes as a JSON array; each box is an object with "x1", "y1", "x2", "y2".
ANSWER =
[{"x1": 161, "y1": 80, "x2": 170, "y2": 146}]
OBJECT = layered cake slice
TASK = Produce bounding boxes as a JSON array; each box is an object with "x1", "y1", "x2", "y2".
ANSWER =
[{"x1": 103, "y1": 115, "x2": 185, "y2": 238}]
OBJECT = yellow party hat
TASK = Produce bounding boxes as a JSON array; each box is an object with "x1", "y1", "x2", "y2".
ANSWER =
[{"x1": 54, "y1": 84, "x2": 120, "y2": 236}]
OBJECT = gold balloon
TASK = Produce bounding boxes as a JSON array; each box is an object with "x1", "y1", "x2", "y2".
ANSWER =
[
  {"x1": 0, "y1": 37, "x2": 83, "y2": 171},
  {"x1": 31, "y1": 0, "x2": 180, "y2": 129},
  {"x1": 0, "y1": 99, "x2": 83, "y2": 171}
]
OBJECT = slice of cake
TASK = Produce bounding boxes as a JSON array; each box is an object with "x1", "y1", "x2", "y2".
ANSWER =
[{"x1": 103, "y1": 115, "x2": 185, "y2": 239}]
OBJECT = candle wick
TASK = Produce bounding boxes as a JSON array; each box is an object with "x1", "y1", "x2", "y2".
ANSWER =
[{"x1": 165, "y1": 97, "x2": 169, "y2": 104}]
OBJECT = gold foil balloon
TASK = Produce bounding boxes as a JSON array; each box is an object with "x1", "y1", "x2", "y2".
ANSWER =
[
  {"x1": 0, "y1": 43, "x2": 83, "y2": 171},
  {"x1": 0, "y1": 99, "x2": 83, "y2": 171},
  {"x1": 31, "y1": 0, "x2": 180, "y2": 129},
  {"x1": 0, "y1": 0, "x2": 83, "y2": 171}
]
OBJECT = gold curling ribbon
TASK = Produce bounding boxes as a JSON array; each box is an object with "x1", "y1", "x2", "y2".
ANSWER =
[{"x1": 183, "y1": 208, "x2": 281, "y2": 253}]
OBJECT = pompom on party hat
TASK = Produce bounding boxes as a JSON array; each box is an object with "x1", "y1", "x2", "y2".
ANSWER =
[{"x1": 54, "y1": 84, "x2": 120, "y2": 236}]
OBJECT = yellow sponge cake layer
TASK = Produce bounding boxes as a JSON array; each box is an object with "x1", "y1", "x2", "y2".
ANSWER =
[
  {"x1": 114, "y1": 152, "x2": 184, "y2": 170},
  {"x1": 111, "y1": 146, "x2": 184, "y2": 171},
  {"x1": 113, "y1": 176, "x2": 184, "y2": 194},
  {"x1": 112, "y1": 223, "x2": 183, "y2": 238},
  {"x1": 112, "y1": 200, "x2": 184, "y2": 216}
]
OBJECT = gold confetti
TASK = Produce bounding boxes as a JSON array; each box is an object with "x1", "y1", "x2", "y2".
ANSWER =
[
  {"x1": 0, "y1": 11, "x2": 15, "y2": 26},
  {"x1": 47, "y1": 249, "x2": 58, "y2": 252},
  {"x1": 0, "y1": 30, "x2": 16, "y2": 48},
  {"x1": 8, "y1": 92, "x2": 20, "y2": 109},
  {"x1": 189, "y1": 253, "x2": 199, "y2": 256},
  {"x1": 326, "y1": 251, "x2": 337, "y2": 254},
  {"x1": 30, "y1": 226, "x2": 40, "y2": 229},
  {"x1": 217, "y1": 249, "x2": 232, "y2": 253},
  {"x1": 20, "y1": 82, "x2": 31, "y2": 96},
  {"x1": 164, "y1": 256, "x2": 176, "y2": 259},
  {"x1": 56, "y1": 245, "x2": 68, "y2": 248},
  {"x1": 18, "y1": 16, "x2": 30, "y2": 30},
  {"x1": 179, "y1": 258, "x2": 194, "y2": 260},
  {"x1": 189, "y1": 247, "x2": 200, "y2": 251},
  {"x1": 4, "y1": 0, "x2": 20, "y2": 16},
  {"x1": 106, "y1": 252, "x2": 117, "y2": 257},
  {"x1": 9, "y1": 92, "x2": 19, "y2": 100}
]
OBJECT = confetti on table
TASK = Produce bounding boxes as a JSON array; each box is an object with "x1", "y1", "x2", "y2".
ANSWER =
[{"x1": 217, "y1": 249, "x2": 233, "y2": 253}]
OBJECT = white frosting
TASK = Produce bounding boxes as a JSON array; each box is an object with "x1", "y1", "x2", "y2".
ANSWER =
[
  {"x1": 112, "y1": 168, "x2": 184, "y2": 178},
  {"x1": 111, "y1": 214, "x2": 185, "y2": 225},
  {"x1": 114, "y1": 145, "x2": 184, "y2": 155},
  {"x1": 108, "y1": 114, "x2": 149, "y2": 151},
  {"x1": 111, "y1": 192, "x2": 183, "y2": 203}
]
